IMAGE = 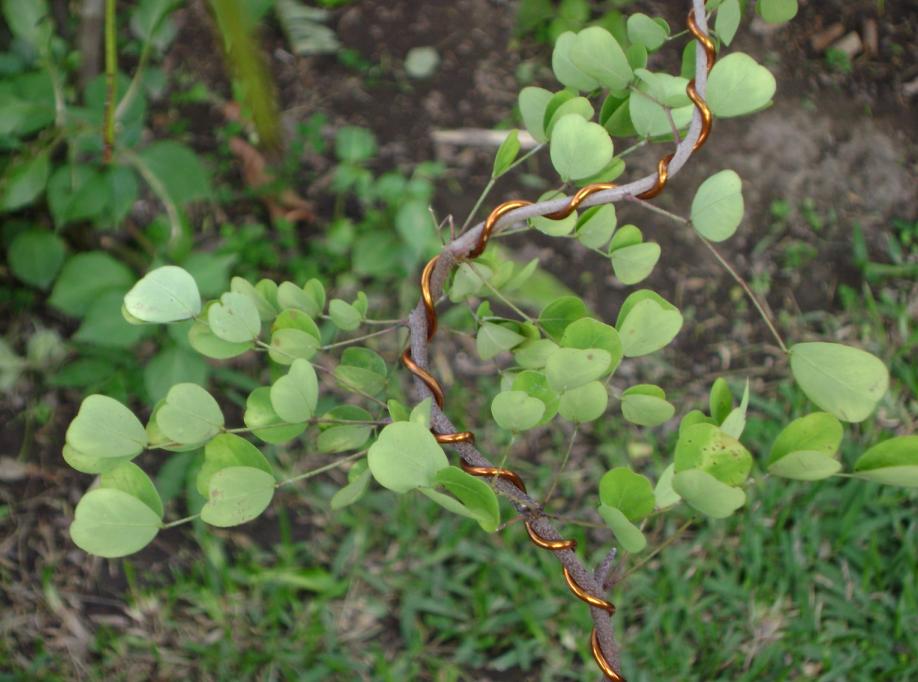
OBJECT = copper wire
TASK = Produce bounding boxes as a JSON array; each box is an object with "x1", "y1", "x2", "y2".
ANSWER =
[{"x1": 400, "y1": 11, "x2": 715, "y2": 681}]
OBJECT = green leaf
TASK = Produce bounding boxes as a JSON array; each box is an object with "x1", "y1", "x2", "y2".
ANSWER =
[
  {"x1": 73, "y1": 291, "x2": 151, "y2": 348},
  {"x1": 512, "y1": 370, "x2": 560, "y2": 423},
  {"x1": 597, "y1": 505, "x2": 647, "y2": 553},
  {"x1": 611, "y1": 242, "x2": 661, "y2": 285},
  {"x1": 144, "y1": 345, "x2": 209, "y2": 403},
  {"x1": 626, "y1": 13, "x2": 668, "y2": 50},
  {"x1": 157, "y1": 383, "x2": 224, "y2": 445},
  {"x1": 757, "y1": 0, "x2": 798, "y2": 24},
  {"x1": 208, "y1": 292, "x2": 261, "y2": 342},
  {"x1": 789, "y1": 342, "x2": 889, "y2": 422},
  {"x1": 331, "y1": 462, "x2": 372, "y2": 510},
  {"x1": 621, "y1": 384, "x2": 675, "y2": 426},
  {"x1": 201, "y1": 466, "x2": 275, "y2": 527},
  {"x1": 558, "y1": 380, "x2": 608, "y2": 422},
  {"x1": 629, "y1": 70, "x2": 693, "y2": 138},
  {"x1": 181, "y1": 251, "x2": 235, "y2": 298},
  {"x1": 335, "y1": 347, "x2": 387, "y2": 396},
  {"x1": 139, "y1": 141, "x2": 211, "y2": 205},
  {"x1": 706, "y1": 53, "x2": 776, "y2": 118},
  {"x1": 8, "y1": 230, "x2": 67, "y2": 290},
  {"x1": 709, "y1": 377, "x2": 734, "y2": 424},
  {"x1": 2, "y1": 0, "x2": 53, "y2": 49},
  {"x1": 599, "y1": 467, "x2": 655, "y2": 521},
  {"x1": 544, "y1": 96, "x2": 594, "y2": 137},
  {"x1": 531, "y1": 191, "x2": 578, "y2": 236},
  {"x1": 768, "y1": 451, "x2": 842, "y2": 481},
  {"x1": 560, "y1": 317, "x2": 622, "y2": 374},
  {"x1": 0, "y1": 150, "x2": 49, "y2": 211},
  {"x1": 99, "y1": 461, "x2": 164, "y2": 518},
  {"x1": 569, "y1": 26, "x2": 632, "y2": 90},
  {"x1": 549, "y1": 114, "x2": 614, "y2": 182},
  {"x1": 513, "y1": 339, "x2": 559, "y2": 370},
  {"x1": 409, "y1": 398, "x2": 433, "y2": 429},
  {"x1": 235, "y1": 276, "x2": 281, "y2": 320},
  {"x1": 576, "y1": 205, "x2": 616, "y2": 249},
  {"x1": 434, "y1": 466, "x2": 501, "y2": 532},
  {"x1": 518, "y1": 86, "x2": 553, "y2": 143},
  {"x1": 335, "y1": 126, "x2": 377, "y2": 163},
  {"x1": 124, "y1": 266, "x2": 202, "y2": 324},
  {"x1": 270, "y1": 359, "x2": 318, "y2": 423},
  {"x1": 616, "y1": 290, "x2": 683, "y2": 357},
  {"x1": 189, "y1": 302, "x2": 254, "y2": 359},
  {"x1": 329, "y1": 298, "x2": 362, "y2": 331},
  {"x1": 47, "y1": 165, "x2": 108, "y2": 227},
  {"x1": 691, "y1": 170, "x2": 744, "y2": 242},
  {"x1": 609, "y1": 224, "x2": 642, "y2": 251},
  {"x1": 716, "y1": 0, "x2": 742, "y2": 45},
  {"x1": 367, "y1": 421, "x2": 449, "y2": 493},
  {"x1": 720, "y1": 379, "x2": 750, "y2": 438},
  {"x1": 491, "y1": 390, "x2": 545, "y2": 432},
  {"x1": 272, "y1": 328, "x2": 321, "y2": 364},
  {"x1": 69, "y1": 488, "x2": 161, "y2": 558},
  {"x1": 476, "y1": 322, "x2": 526, "y2": 360},
  {"x1": 672, "y1": 469, "x2": 746, "y2": 519},
  {"x1": 245, "y1": 387, "x2": 306, "y2": 444},
  {"x1": 66, "y1": 395, "x2": 147, "y2": 460},
  {"x1": 853, "y1": 436, "x2": 918, "y2": 488},
  {"x1": 674, "y1": 423, "x2": 752, "y2": 486},
  {"x1": 276, "y1": 280, "x2": 322, "y2": 319},
  {"x1": 539, "y1": 296, "x2": 589, "y2": 340},
  {"x1": 62, "y1": 444, "x2": 133, "y2": 475},
  {"x1": 654, "y1": 463, "x2": 680, "y2": 509},
  {"x1": 197, "y1": 433, "x2": 272, "y2": 497},
  {"x1": 49, "y1": 252, "x2": 134, "y2": 317},
  {"x1": 552, "y1": 31, "x2": 600, "y2": 92},
  {"x1": 768, "y1": 412, "x2": 843, "y2": 466},
  {"x1": 545, "y1": 347, "x2": 612, "y2": 391},
  {"x1": 492, "y1": 130, "x2": 521, "y2": 178}
]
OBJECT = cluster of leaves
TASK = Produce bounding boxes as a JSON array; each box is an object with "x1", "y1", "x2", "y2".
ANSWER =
[{"x1": 63, "y1": 265, "x2": 500, "y2": 557}]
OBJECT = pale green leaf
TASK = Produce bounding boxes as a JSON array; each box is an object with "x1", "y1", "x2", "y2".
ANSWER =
[
  {"x1": 66, "y1": 395, "x2": 147, "y2": 459},
  {"x1": 124, "y1": 266, "x2": 202, "y2": 324},
  {"x1": 691, "y1": 170, "x2": 744, "y2": 242},
  {"x1": 201, "y1": 466, "x2": 275, "y2": 527}
]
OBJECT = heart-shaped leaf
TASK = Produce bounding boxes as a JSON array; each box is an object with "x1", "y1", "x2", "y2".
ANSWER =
[
  {"x1": 208, "y1": 292, "x2": 261, "y2": 343},
  {"x1": 691, "y1": 170, "x2": 744, "y2": 242},
  {"x1": 270, "y1": 359, "x2": 319, "y2": 424},
  {"x1": 123, "y1": 265, "x2": 202, "y2": 323},
  {"x1": 368, "y1": 421, "x2": 448, "y2": 493},
  {"x1": 706, "y1": 52, "x2": 776, "y2": 118},
  {"x1": 491, "y1": 390, "x2": 545, "y2": 432},
  {"x1": 545, "y1": 347, "x2": 612, "y2": 392},
  {"x1": 201, "y1": 466, "x2": 275, "y2": 527},
  {"x1": 66, "y1": 395, "x2": 147, "y2": 460},
  {"x1": 672, "y1": 469, "x2": 746, "y2": 519},
  {"x1": 549, "y1": 114, "x2": 614, "y2": 182},
  {"x1": 157, "y1": 383, "x2": 224, "y2": 445}
]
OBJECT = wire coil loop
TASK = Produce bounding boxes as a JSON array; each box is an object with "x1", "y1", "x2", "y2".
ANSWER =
[{"x1": 401, "y1": 10, "x2": 715, "y2": 680}]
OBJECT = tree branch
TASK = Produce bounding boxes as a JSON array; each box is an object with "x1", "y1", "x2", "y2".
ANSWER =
[{"x1": 404, "y1": 2, "x2": 710, "y2": 678}]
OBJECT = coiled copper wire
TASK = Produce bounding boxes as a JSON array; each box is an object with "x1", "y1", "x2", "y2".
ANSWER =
[{"x1": 401, "y1": 10, "x2": 716, "y2": 681}]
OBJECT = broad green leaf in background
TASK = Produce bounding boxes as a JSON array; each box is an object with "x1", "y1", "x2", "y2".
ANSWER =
[
  {"x1": 621, "y1": 384, "x2": 675, "y2": 427},
  {"x1": 208, "y1": 292, "x2": 261, "y2": 343},
  {"x1": 492, "y1": 130, "x2": 521, "y2": 178},
  {"x1": 270, "y1": 359, "x2": 319, "y2": 424},
  {"x1": 367, "y1": 421, "x2": 448, "y2": 493},
  {"x1": 616, "y1": 290, "x2": 683, "y2": 357},
  {"x1": 598, "y1": 505, "x2": 647, "y2": 553},
  {"x1": 7, "y1": 230, "x2": 67, "y2": 289},
  {"x1": 491, "y1": 390, "x2": 545, "y2": 431},
  {"x1": 716, "y1": 0, "x2": 742, "y2": 45},
  {"x1": 74, "y1": 290, "x2": 152, "y2": 349},
  {"x1": 558, "y1": 380, "x2": 608, "y2": 422},
  {"x1": 0, "y1": 151, "x2": 49, "y2": 211},
  {"x1": 789, "y1": 342, "x2": 889, "y2": 422},
  {"x1": 335, "y1": 126, "x2": 377, "y2": 163},
  {"x1": 552, "y1": 31, "x2": 600, "y2": 92},
  {"x1": 545, "y1": 347, "x2": 612, "y2": 392},
  {"x1": 201, "y1": 466, "x2": 275, "y2": 527},
  {"x1": 197, "y1": 433, "x2": 273, "y2": 497},
  {"x1": 691, "y1": 170, "x2": 744, "y2": 242},
  {"x1": 674, "y1": 422, "x2": 752, "y2": 486},
  {"x1": 181, "y1": 251, "x2": 236, "y2": 298},
  {"x1": 69, "y1": 488, "x2": 162, "y2": 557},
  {"x1": 49, "y1": 252, "x2": 134, "y2": 316},
  {"x1": 853, "y1": 436, "x2": 918, "y2": 488},
  {"x1": 2, "y1": 0, "x2": 53, "y2": 49},
  {"x1": 706, "y1": 52, "x2": 776, "y2": 118},
  {"x1": 124, "y1": 266, "x2": 202, "y2": 323},
  {"x1": 757, "y1": 0, "x2": 798, "y2": 24},
  {"x1": 47, "y1": 165, "x2": 108, "y2": 227},
  {"x1": 672, "y1": 469, "x2": 746, "y2": 519},
  {"x1": 569, "y1": 26, "x2": 632, "y2": 90},
  {"x1": 157, "y1": 383, "x2": 224, "y2": 444},
  {"x1": 245, "y1": 387, "x2": 307, "y2": 444},
  {"x1": 144, "y1": 346, "x2": 209, "y2": 403},
  {"x1": 549, "y1": 114, "x2": 614, "y2": 182},
  {"x1": 599, "y1": 467, "x2": 655, "y2": 521},
  {"x1": 434, "y1": 466, "x2": 501, "y2": 532},
  {"x1": 140, "y1": 141, "x2": 212, "y2": 205},
  {"x1": 518, "y1": 86, "x2": 553, "y2": 143},
  {"x1": 66, "y1": 395, "x2": 147, "y2": 460}
]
